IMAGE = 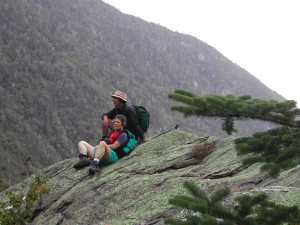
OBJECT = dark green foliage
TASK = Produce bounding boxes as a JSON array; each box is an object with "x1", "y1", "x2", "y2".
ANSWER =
[
  {"x1": 169, "y1": 89, "x2": 300, "y2": 177},
  {"x1": 221, "y1": 117, "x2": 237, "y2": 135},
  {"x1": 0, "y1": 173, "x2": 50, "y2": 224},
  {"x1": 235, "y1": 127, "x2": 300, "y2": 177},
  {"x1": 167, "y1": 90, "x2": 300, "y2": 224},
  {"x1": 166, "y1": 181, "x2": 300, "y2": 225},
  {"x1": 169, "y1": 89, "x2": 300, "y2": 135}
]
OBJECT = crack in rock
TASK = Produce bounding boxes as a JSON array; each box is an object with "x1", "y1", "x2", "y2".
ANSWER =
[
  {"x1": 56, "y1": 199, "x2": 73, "y2": 213},
  {"x1": 240, "y1": 175, "x2": 268, "y2": 186},
  {"x1": 203, "y1": 165, "x2": 249, "y2": 179},
  {"x1": 154, "y1": 160, "x2": 200, "y2": 174}
]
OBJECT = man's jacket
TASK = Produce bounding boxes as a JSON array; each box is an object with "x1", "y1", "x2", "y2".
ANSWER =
[{"x1": 102, "y1": 103, "x2": 145, "y2": 140}]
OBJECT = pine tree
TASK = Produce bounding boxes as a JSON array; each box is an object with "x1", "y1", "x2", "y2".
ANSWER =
[
  {"x1": 169, "y1": 89, "x2": 300, "y2": 177},
  {"x1": 235, "y1": 127, "x2": 300, "y2": 178},
  {"x1": 165, "y1": 181, "x2": 299, "y2": 225},
  {"x1": 166, "y1": 89, "x2": 300, "y2": 224}
]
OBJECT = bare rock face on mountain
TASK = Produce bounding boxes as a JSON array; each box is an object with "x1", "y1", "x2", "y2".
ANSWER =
[{"x1": 19, "y1": 130, "x2": 300, "y2": 224}]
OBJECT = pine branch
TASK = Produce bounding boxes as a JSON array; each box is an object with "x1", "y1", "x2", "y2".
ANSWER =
[
  {"x1": 236, "y1": 127, "x2": 300, "y2": 177},
  {"x1": 167, "y1": 90, "x2": 300, "y2": 224},
  {"x1": 183, "y1": 181, "x2": 209, "y2": 201},
  {"x1": 169, "y1": 90, "x2": 300, "y2": 134},
  {"x1": 166, "y1": 181, "x2": 300, "y2": 224}
]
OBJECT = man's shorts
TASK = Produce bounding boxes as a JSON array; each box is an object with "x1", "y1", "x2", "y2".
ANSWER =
[{"x1": 93, "y1": 147, "x2": 118, "y2": 165}]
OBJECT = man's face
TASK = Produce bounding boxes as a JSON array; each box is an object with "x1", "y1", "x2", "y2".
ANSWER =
[{"x1": 113, "y1": 97, "x2": 121, "y2": 106}]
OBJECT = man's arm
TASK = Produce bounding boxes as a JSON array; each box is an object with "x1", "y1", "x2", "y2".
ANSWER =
[
  {"x1": 101, "y1": 107, "x2": 116, "y2": 120},
  {"x1": 101, "y1": 108, "x2": 117, "y2": 137}
]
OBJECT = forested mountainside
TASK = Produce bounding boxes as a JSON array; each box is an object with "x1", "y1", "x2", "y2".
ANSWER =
[{"x1": 0, "y1": 0, "x2": 284, "y2": 184}]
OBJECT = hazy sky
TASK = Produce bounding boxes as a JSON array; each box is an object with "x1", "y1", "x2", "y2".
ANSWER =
[{"x1": 103, "y1": 0, "x2": 300, "y2": 106}]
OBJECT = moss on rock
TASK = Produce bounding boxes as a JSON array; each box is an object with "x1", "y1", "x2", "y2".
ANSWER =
[{"x1": 13, "y1": 130, "x2": 298, "y2": 225}]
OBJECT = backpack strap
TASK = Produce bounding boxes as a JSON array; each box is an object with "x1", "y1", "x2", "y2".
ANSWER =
[{"x1": 117, "y1": 130, "x2": 137, "y2": 157}]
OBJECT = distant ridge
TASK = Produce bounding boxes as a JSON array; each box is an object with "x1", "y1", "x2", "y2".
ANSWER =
[{"x1": 0, "y1": 0, "x2": 284, "y2": 184}]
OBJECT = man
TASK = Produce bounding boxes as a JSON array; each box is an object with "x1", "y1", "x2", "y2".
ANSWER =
[{"x1": 102, "y1": 91, "x2": 147, "y2": 143}]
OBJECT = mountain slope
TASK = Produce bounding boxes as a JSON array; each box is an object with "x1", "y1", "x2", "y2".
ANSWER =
[
  {"x1": 2, "y1": 130, "x2": 299, "y2": 224},
  {"x1": 0, "y1": 0, "x2": 284, "y2": 184}
]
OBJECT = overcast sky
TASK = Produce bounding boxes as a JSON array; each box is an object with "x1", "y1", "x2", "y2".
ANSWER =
[{"x1": 103, "y1": 0, "x2": 300, "y2": 106}]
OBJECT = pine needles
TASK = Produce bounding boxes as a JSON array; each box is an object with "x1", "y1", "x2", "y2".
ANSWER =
[
  {"x1": 169, "y1": 89, "x2": 300, "y2": 177},
  {"x1": 167, "y1": 89, "x2": 300, "y2": 224},
  {"x1": 166, "y1": 181, "x2": 300, "y2": 225}
]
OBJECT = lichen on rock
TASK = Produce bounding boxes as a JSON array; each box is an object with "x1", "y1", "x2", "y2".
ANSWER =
[{"x1": 7, "y1": 130, "x2": 298, "y2": 225}]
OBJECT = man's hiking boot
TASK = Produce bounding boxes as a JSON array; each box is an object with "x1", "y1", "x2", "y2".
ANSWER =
[
  {"x1": 74, "y1": 154, "x2": 90, "y2": 169},
  {"x1": 89, "y1": 160, "x2": 100, "y2": 175}
]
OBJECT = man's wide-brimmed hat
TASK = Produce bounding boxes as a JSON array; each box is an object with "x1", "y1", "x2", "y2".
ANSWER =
[{"x1": 112, "y1": 90, "x2": 127, "y2": 102}]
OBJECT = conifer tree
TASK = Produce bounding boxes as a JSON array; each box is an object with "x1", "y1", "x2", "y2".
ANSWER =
[
  {"x1": 166, "y1": 89, "x2": 300, "y2": 224},
  {"x1": 165, "y1": 181, "x2": 300, "y2": 225},
  {"x1": 169, "y1": 89, "x2": 300, "y2": 177}
]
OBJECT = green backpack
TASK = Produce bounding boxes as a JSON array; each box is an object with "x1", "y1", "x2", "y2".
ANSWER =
[{"x1": 132, "y1": 105, "x2": 150, "y2": 132}]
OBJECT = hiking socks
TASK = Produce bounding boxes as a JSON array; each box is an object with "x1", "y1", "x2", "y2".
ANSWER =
[{"x1": 93, "y1": 157, "x2": 100, "y2": 162}]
